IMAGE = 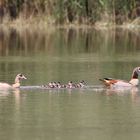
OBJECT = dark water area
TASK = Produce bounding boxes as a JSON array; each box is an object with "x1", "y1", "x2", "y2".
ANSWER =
[{"x1": 0, "y1": 27, "x2": 140, "y2": 140}]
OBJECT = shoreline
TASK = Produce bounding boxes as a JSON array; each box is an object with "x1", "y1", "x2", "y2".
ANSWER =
[{"x1": 0, "y1": 17, "x2": 140, "y2": 31}]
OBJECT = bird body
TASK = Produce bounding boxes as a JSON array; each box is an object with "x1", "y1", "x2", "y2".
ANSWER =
[
  {"x1": 0, "y1": 83, "x2": 12, "y2": 89},
  {"x1": 99, "y1": 67, "x2": 140, "y2": 88},
  {"x1": 0, "y1": 74, "x2": 27, "y2": 90}
]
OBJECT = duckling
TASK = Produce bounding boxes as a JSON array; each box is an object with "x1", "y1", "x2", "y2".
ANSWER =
[
  {"x1": 52, "y1": 82, "x2": 58, "y2": 88},
  {"x1": 41, "y1": 84, "x2": 49, "y2": 88},
  {"x1": 80, "y1": 80, "x2": 86, "y2": 87},
  {"x1": 61, "y1": 84, "x2": 66, "y2": 88},
  {"x1": 0, "y1": 73, "x2": 27, "y2": 89},
  {"x1": 56, "y1": 82, "x2": 62, "y2": 88},
  {"x1": 48, "y1": 82, "x2": 54, "y2": 88},
  {"x1": 67, "y1": 81, "x2": 76, "y2": 88},
  {"x1": 77, "y1": 80, "x2": 86, "y2": 88}
]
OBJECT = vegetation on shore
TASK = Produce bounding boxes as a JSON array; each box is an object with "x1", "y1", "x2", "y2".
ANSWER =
[{"x1": 0, "y1": 0, "x2": 140, "y2": 27}]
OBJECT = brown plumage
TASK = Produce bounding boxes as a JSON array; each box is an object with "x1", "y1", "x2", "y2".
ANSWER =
[{"x1": 99, "y1": 67, "x2": 140, "y2": 87}]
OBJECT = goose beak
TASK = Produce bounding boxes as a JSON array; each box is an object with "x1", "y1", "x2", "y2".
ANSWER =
[{"x1": 22, "y1": 75, "x2": 27, "y2": 80}]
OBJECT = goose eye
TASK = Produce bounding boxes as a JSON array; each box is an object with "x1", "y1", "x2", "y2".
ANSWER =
[
  {"x1": 19, "y1": 74, "x2": 23, "y2": 77},
  {"x1": 138, "y1": 68, "x2": 140, "y2": 72}
]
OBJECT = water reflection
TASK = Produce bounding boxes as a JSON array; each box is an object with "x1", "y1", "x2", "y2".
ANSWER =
[
  {"x1": 0, "y1": 88, "x2": 20, "y2": 97},
  {"x1": 95, "y1": 86, "x2": 140, "y2": 104},
  {"x1": 103, "y1": 86, "x2": 139, "y2": 96},
  {"x1": 0, "y1": 89, "x2": 12, "y2": 97},
  {"x1": 0, "y1": 85, "x2": 140, "y2": 140},
  {"x1": 0, "y1": 27, "x2": 140, "y2": 56}
]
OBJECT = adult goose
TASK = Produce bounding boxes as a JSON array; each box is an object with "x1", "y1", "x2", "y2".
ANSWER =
[
  {"x1": 0, "y1": 73, "x2": 27, "y2": 89},
  {"x1": 99, "y1": 67, "x2": 140, "y2": 88}
]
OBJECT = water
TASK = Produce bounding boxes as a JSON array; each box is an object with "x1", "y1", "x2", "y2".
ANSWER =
[{"x1": 0, "y1": 27, "x2": 140, "y2": 140}]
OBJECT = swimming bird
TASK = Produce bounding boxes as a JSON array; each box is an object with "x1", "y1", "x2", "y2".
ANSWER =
[
  {"x1": 56, "y1": 82, "x2": 62, "y2": 88},
  {"x1": 48, "y1": 82, "x2": 55, "y2": 88},
  {"x1": 99, "y1": 67, "x2": 140, "y2": 88},
  {"x1": 78, "y1": 80, "x2": 86, "y2": 88},
  {"x1": 0, "y1": 73, "x2": 27, "y2": 89},
  {"x1": 67, "y1": 81, "x2": 75, "y2": 88}
]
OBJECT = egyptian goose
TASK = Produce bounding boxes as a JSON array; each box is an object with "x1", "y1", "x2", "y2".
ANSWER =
[
  {"x1": 0, "y1": 73, "x2": 27, "y2": 89},
  {"x1": 99, "y1": 67, "x2": 140, "y2": 87}
]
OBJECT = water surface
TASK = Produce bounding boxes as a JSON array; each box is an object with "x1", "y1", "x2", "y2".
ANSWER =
[{"x1": 0, "y1": 27, "x2": 140, "y2": 140}]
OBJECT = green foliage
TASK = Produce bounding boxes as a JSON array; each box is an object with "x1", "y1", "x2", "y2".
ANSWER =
[{"x1": 0, "y1": 0, "x2": 140, "y2": 25}]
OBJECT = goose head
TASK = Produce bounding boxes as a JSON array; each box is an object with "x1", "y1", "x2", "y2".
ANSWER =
[
  {"x1": 129, "y1": 67, "x2": 140, "y2": 86},
  {"x1": 13, "y1": 73, "x2": 27, "y2": 88},
  {"x1": 131, "y1": 67, "x2": 140, "y2": 79}
]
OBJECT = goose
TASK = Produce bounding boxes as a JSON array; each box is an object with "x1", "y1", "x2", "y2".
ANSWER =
[
  {"x1": 67, "y1": 81, "x2": 75, "y2": 88},
  {"x1": 77, "y1": 80, "x2": 86, "y2": 88},
  {"x1": 99, "y1": 67, "x2": 140, "y2": 88},
  {"x1": 0, "y1": 73, "x2": 27, "y2": 89}
]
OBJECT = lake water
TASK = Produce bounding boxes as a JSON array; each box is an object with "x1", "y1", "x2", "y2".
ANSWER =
[{"x1": 0, "y1": 27, "x2": 140, "y2": 140}]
